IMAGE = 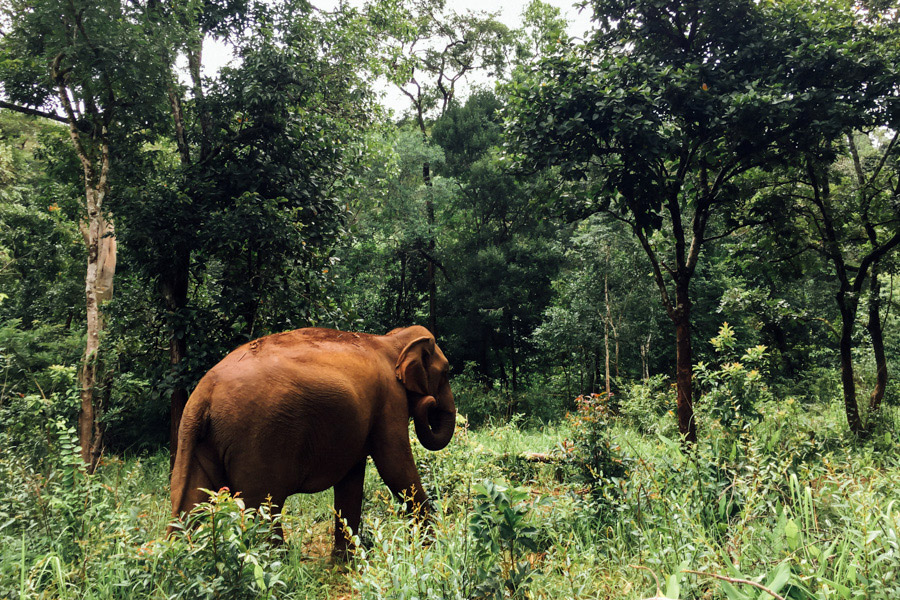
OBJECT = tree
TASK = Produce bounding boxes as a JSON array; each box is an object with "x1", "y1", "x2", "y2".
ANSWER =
[
  {"x1": 0, "y1": 112, "x2": 83, "y2": 327},
  {"x1": 335, "y1": 125, "x2": 445, "y2": 335},
  {"x1": 534, "y1": 217, "x2": 668, "y2": 397},
  {"x1": 111, "y1": 0, "x2": 379, "y2": 459},
  {"x1": 517, "y1": 0, "x2": 568, "y2": 62},
  {"x1": 0, "y1": 0, "x2": 169, "y2": 467},
  {"x1": 130, "y1": 0, "x2": 254, "y2": 464},
  {"x1": 504, "y1": 0, "x2": 890, "y2": 442},
  {"x1": 371, "y1": 0, "x2": 513, "y2": 334},
  {"x1": 336, "y1": 89, "x2": 563, "y2": 409},
  {"x1": 431, "y1": 90, "x2": 561, "y2": 395},
  {"x1": 739, "y1": 3, "x2": 900, "y2": 435},
  {"x1": 771, "y1": 129, "x2": 900, "y2": 435}
]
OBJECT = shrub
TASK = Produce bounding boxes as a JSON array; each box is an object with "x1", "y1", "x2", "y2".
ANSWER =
[
  {"x1": 563, "y1": 394, "x2": 628, "y2": 523},
  {"x1": 618, "y1": 374, "x2": 674, "y2": 434},
  {"x1": 352, "y1": 479, "x2": 543, "y2": 600},
  {"x1": 412, "y1": 413, "x2": 510, "y2": 515},
  {"x1": 468, "y1": 481, "x2": 542, "y2": 600},
  {"x1": 129, "y1": 490, "x2": 287, "y2": 599},
  {"x1": 696, "y1": 323, "x2": 772, "y2": 433},
  {"x1": 353, "y1": 506, "x2": 470, "y2": 600},
  {"x1": 0, "y1": 321, "x2": 81, "y2": 463},
  {"x1": 451, "y1": 362, "x2": 506, "y2": 427}
]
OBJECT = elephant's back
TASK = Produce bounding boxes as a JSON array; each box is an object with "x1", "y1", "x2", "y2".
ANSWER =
[
  {"x1": 194, "y1": 332, "x2": 387, "y2": 493},
  {"x1": 232, "y1": 327, "x2": 383, "y2": 358},
  {"x1": 208, "y1": 328, "x2": 391, "y2": 394},
  {"x1": 203, "y1": 344, "x2": 379, "y2": 427}
]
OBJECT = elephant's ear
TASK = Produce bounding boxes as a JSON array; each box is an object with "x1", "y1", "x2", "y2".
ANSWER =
[{"x1": 396, "y1": 336, "x2": 435, "y2": 396}]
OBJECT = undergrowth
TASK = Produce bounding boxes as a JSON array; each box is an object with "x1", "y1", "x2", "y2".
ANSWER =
[{"x1": 1, "y1": 376, "x2": 898, "y2": 599}]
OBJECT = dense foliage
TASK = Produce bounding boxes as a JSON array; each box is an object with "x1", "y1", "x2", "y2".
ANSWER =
[{"x1": 1, "y1": 0, "x2": 898, "y2": 597}]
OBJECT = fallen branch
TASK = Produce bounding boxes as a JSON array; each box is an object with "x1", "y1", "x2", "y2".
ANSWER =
[
  {"x1": 495, "y1": 452, "x2": 567, "y2": 464},
  {"x1": 629, "y1": 564, "x2": 666, "y2": 600},
  {"x1": 683, "y1": 569, "x2": 786, "y2": 600}
]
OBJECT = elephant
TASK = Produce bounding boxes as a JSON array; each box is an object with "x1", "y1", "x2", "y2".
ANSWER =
[{"x1": 168, "y1": 325, "x2": 455, "y2": 558}]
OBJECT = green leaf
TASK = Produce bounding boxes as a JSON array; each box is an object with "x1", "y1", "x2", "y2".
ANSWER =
[
  {"x1": 254, "y1": 563, "x2": 267, "y2": 591},
  {"x1": 665, "y1": 572, "x2": 681, "y2": 599},
  {"x1": 759, "y1": 562, "x2": 790, "y2": 599},
  {"x1": 784, "y1": 519, "x2": 800, "y2": 550},
  {"x1": 817, "y1": 576, "x2": 852, "y2": 599},
  {"x1": 720, "y1": 580, "x2": 751, "y2": 600}
]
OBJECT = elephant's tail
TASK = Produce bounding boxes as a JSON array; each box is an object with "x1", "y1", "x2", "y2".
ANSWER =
[{"x1": 167, "y1": 386, "x2": 213, "y2": 536}]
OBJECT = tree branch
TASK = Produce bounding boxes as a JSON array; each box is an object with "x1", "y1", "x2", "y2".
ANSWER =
[
  {"x1": 702, "y1": 217, "x2": 774, "y2": 244},
  {"x1": 631, "y1": 219, "x2": 675, "y2": 320},
  {"x1": 416, "y1": 247, "x2": 453, "y2": 282},
  {"x1": 0, "y1": 101, "x2": 67, "y2": 123},
  {"x1": 852, "y1": 230, "x2": 900, "y2": 295}
]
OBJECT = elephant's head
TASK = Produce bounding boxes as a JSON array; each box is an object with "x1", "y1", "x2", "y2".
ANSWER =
[{"x1": 394, "y1": 328, "x2": 456, "y2": 451}]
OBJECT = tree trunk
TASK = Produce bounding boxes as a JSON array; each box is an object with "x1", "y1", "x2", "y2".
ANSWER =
[
  {"x1": 613, "y1": 317, "x2": 621, "y2": 379},
  {"x1": 162, "y1": 250, "x2": 189, "y2": 469},
  {"x1": 57, "y1": 66, "x2": 115, "y2": 469},
  {"x1": 78, "y1": 187, "x2": 114, "y2": 471},
  {"x1": 629, "y1": 190, "x2": 706, "y2": 444},
  {"x1": 53, "y1": 54, "x2": 115, "y2": 469},
  {"x1": 186, "y1": 45, "x2": 212, "y2": 162},
  {"x1": 423, "y1": 159, "x2": 437, "y2": 335},
  {"x1": 641, "y1": 333, "x2": 651, "y2": 381},
  {"x1": 603, "y1": 272, "x2": 611, "y2": 399},
  {"x1": 396, "y1": 251, "x2": 406, "y2": 322},
  {"x1": 509, "y1": 315, "x2": 518, "y2": 393},
  {"x1": 866, "y1": 264, "x2": 888, "y2": 416},
  {"x1": 164, "y1": 50, "x2": 203, "y2": 466},
  {"x1": 837, "y1": 295, "x2": 865, "y2": 435},
  {"x1": 807, "y1": 156, "x2": 866, "y2": 436},
  {"x1": 673, "y1": 280, "x2": 697, "y2": 443}
]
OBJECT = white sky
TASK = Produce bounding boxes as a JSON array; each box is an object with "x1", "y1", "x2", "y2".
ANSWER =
[{"x1": 201, "y1": 0, "x2": 595, "y2": 115}]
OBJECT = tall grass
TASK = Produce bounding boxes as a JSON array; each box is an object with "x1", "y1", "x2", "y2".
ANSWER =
[{"x1": 1, "y1": 388, "x2": 898, "y2": 598}]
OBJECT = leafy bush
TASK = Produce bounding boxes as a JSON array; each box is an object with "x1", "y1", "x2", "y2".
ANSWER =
[
  {"x1": 563, "y1": 394, "x2": 628, "y2": 522},
  {"x1": 0, "y1": 319, "x2": 83, "y2": 400},
  {"x1": 468, "y1": 481, "x2": 542, "y2": 599},
  {"x1": 412, "y1": 413, "x2": 506, "y2": 512},
  {"x1": 0, "y1": 419, "x2": 140, "y2": 599},
  {"x1": 696, "y1": 323, "x2": 772, "y2": 432},
  {"x1": 0, "y1": 319, "x2": 82, "y2": 465},
  {"x1": 132, "y1": 490, "x2": 287, "y2": 599},
  {"x1": 452, "y1": 362, "x2": 506, "y2": 427},
  {"x1": 352, "y1": 479, "x2": 543, "y2": 600},
  {"x1": 352, "y1": 507, "x2": 469, "y2": 600},
  {"x1": 618, "y1": 374, "x2": 675, "y2": 434}
]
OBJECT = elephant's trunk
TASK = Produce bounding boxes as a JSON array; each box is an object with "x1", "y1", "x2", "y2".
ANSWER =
[{"x1": 412, "y1": 395, "x2": 455, "y2": 451}]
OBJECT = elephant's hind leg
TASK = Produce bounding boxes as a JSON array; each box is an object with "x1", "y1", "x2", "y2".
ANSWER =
[
  {"x1": 177, "y1": 440, "x2": 228, "y2": 522},
  {"x1": 332, "y1": 459, "x2": 366, "y2": 560}
]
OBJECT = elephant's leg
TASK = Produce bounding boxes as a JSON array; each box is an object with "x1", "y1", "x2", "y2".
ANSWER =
[
  {"x1": 332, "y1": 460, "x2": 366, "y2": 560},
  {"x1": 168, "y1": 441, "x2": 230, "y2": 537},
  {"x1": 179, "y1": 441, "x2": 228, "y2": 514},
  {"x1": 370, "y1": 439, "x2": 431, "y2": 519}
]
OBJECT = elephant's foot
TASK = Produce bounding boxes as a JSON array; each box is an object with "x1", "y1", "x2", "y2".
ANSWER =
[{"x1": 330, "y1": 523, "x2": 366, "y2": 565}]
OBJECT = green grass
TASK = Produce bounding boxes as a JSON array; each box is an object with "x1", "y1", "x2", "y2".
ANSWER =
[{"x1": 1, "y1": 394, "x2": 899, "y2": 599}]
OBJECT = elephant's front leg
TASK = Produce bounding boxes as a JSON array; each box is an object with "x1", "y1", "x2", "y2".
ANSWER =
[
  {"x1": 370, "y1": 436, "x2": 432, "y2": 519},
  {"x1": 332, "y1": 460, "x2": 366, "y2": 560}
]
